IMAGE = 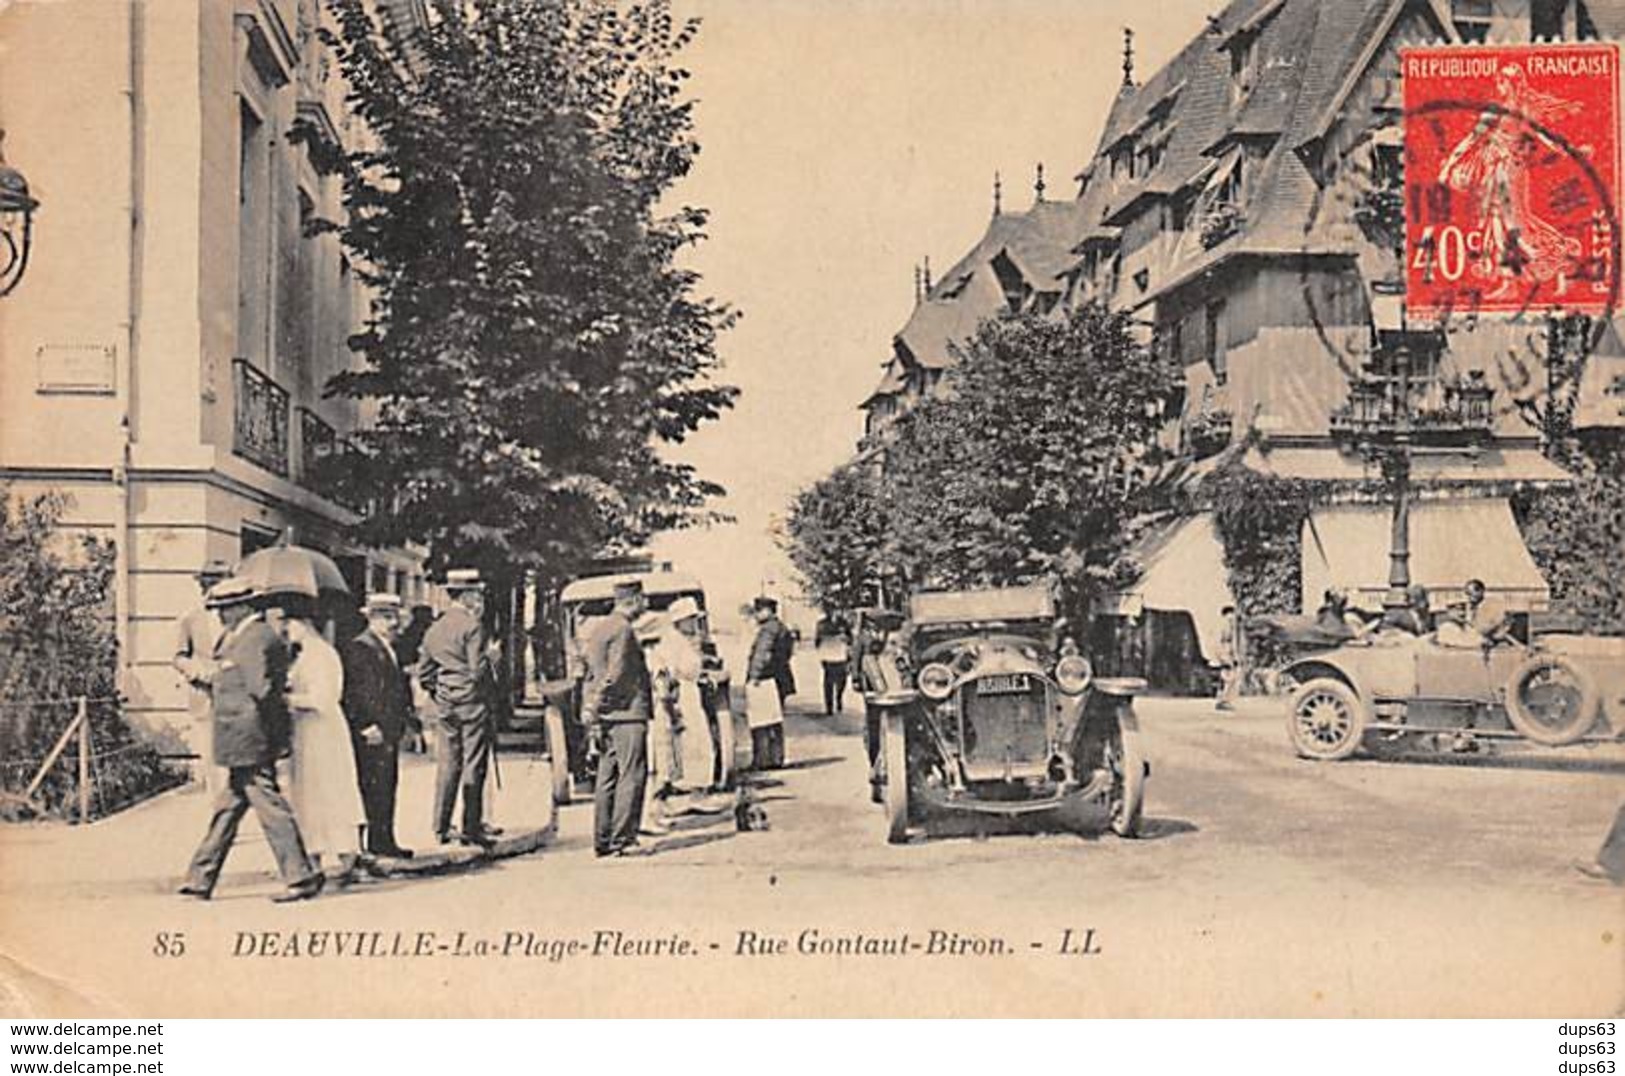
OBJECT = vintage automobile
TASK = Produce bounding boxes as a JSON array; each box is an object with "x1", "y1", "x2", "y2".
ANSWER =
[
  {"x1": 1283, "y1": 628, "x2": 1625, "y2": 760},
  {"x1": 868, "y1": 584, "x2": 1150, "y2": 844},
  {"x1": 536, "y1": 569, "x2": 736, "y2": 802}
]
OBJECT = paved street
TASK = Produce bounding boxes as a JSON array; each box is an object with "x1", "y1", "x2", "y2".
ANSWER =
[{"x1": 1, "y1": 653, "x2": 1621, "y2": 1018}]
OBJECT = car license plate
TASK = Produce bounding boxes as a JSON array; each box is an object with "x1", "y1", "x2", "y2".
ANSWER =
[{"x1": 976, "y1": 674, "x2": 1030, "y2": 696}]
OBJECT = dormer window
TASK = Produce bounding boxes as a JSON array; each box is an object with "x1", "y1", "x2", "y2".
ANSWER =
[
  {"x1": 1230, "y1": 32, "x2": 1258, "y2": 104},
  {"x1": 1452, "y1": 0, "x2": 1492, "y2": 42}
]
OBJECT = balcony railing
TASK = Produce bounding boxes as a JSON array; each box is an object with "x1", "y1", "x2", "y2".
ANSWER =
[
  {"x1": 1199, "y1": 202, "x2": 1243, "y2": 249},
  {"x1": 1329, "y1": 369, "x2": 1496, "y2": 450},
  {"x1": 232, "y1": 358, "x2": 290, "y2": 476}
]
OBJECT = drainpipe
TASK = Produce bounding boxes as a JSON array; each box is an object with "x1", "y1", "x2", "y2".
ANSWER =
[{"x1": 113, "y1": 0, "x2": 144, "y2": 696}]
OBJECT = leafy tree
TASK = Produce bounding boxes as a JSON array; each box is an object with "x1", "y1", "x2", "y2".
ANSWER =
[
  {"x1": 864, "y1": 302, "x2": 1177, "y2": 611},
  {"x1": 782, "y1": 462, "x2": 893, "y2": 613},
  {"x1": 1517, "y1": 433, "x2": 1625, "y2": 632},
  {"x1": 299, "y1": 0, "x2": 737, "y2": 576}
]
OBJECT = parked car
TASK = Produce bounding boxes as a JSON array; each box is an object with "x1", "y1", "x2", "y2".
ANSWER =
[
  {"x1": 867, "y1": 583, "x2": 1150, "y2": 844},
  {"x1": 1282, "y1": 628, "x2": 1625, "y2": 760},
  {"x1": 537, "y1": 569, "x2": 737, "y2": 802}
]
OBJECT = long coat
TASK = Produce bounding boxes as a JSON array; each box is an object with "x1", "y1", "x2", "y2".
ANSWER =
[
  {"x1": 341, "y1": 629, "x2": 416, "y2": 744},
  {"x1": 210, "y1": 614, "x2": 292, "y2": 768},
  {"x1": 748, "y1": 616, "x2": 797, "y2": 700}
]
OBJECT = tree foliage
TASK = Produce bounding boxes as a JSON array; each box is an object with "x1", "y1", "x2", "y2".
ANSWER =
[
  {"x1": 784, "y1": 303, "x2": 1177, "y2": 614},
  {"x1": 0, "y1": 489, "x2": 180, "y2": 819},
  {"x1": 300, "y1": 0, "x2": 737, "y2": 575},
  {"x1": 1516, "y1": 433, "x2": 1625, "y2": 632}
]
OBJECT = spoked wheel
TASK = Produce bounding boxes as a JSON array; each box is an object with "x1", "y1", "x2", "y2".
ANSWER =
[
  {"x1": 1287, "y1": 678, "x2": 1368, "y2": 761},
  {"x1": 1103, "y1": 719, "x2": 1146, "y2": 838},
  {"x1": 882, "y1": 710, "x2": 910, "y2": 844},
  {"x1": 1505, "y1": 656, "x2": 1599, "y2": 746},
  {"x1": 544, "y1": 704, "x2": 572, "y2": 805},
  {"x1": 713, "y1": 702, "x2": 738, "y2": 788}
]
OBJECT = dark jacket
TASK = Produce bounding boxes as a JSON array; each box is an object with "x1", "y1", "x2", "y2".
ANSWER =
[
  {"x1": 341, "y1": 628, "x2": 417, "y2": 744},
  {"x1": 748, "y1": 616, "x2": 797, "y2": 698},
  {"x1": 580, "y1": 611, "x2": 651, "y2": 723},
  {"x1": 210, "y1": 614, "x2": 291, "y2": 768},
  {"x1": 418, "y1": 605, "x2": 490, "y2": 709}
]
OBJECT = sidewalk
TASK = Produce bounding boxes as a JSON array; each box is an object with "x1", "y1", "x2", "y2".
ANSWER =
[{"x1": 0, "y1": 749, "x2": 556, "y2": 899}]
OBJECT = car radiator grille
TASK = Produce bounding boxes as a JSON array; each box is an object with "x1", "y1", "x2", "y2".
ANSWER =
[{"x1": 957, "y1": 679, "x2": 1051, "y2": 772}]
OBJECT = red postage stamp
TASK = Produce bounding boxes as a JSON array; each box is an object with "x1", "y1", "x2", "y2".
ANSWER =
[{"x1": 1402, "y1": 42, "x2": 1621, "y2": 318}]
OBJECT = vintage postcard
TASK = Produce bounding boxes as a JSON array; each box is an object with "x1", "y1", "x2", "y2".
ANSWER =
[{"x1": 0, "y1": 0, "x2": 1622, "y2": 1019}]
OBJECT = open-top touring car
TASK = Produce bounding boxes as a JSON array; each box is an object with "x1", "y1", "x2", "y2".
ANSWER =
[{"x1": 868, "y1": 584, "x2": 1150, "y2": 844}]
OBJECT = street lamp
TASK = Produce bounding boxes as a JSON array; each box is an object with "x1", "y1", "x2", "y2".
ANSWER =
[{"x1": 0, "y1": 130, "x2": 39, "y2": 298}]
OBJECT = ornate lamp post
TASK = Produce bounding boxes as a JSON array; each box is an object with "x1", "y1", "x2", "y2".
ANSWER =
[
  {"x1": 0, "y1": 130, "x2": 39, "y2": 298},
  {"x1": 1378, "y1": 341, "x2": 1414, "y2": 614}
]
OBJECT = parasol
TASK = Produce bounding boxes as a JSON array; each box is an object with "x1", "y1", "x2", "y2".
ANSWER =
[{"x1": 237, "y1": 544, "x2": 350, "y2": 600}]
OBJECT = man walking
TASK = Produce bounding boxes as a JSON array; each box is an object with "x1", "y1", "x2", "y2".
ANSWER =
[
  {"x1": 582, "y1": 580, "x2": 653, "y2": 858},
  {"x1": 419, "y1": 569, "x2": 500, "y2": 848},
  {"x1": 341, "y1": 593, "x2": 418, "y2": 859},
  {"x1": 172, "y1": 558, "x2": 231, "y2": 793},
  {"x1": 178, "y1": 578, "x2": 323, "y2": 903}
]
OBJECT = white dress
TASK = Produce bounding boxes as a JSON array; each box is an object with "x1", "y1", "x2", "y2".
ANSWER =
[{"x1": 285, "y1": 618, "x2": 365, "y2": 858}]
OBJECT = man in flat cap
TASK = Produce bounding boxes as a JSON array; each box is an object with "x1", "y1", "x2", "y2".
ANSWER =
[
  {"x1": 581, "y1": 579, "x2": 653, "y2": 856},
  {"x1": 173, "y1": 558, "x2": 232, "y2": 793},
  {"x1": 419, "y1": 570, "x2": 500, "y2": 847},
  {"x1": 342, "y1": 593, "x2": 418, "y2": 859},
  {"x1": 746, "y1": 596, "x2": 794, "y2": 768},
  {"x1": 179, "y1": 577, "x2": 323, "y2": 902}
]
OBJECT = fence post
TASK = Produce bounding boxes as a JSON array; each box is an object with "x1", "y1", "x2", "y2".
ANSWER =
[{"x1": 76, "y1": 696, "x2": 90, "y2": 824}]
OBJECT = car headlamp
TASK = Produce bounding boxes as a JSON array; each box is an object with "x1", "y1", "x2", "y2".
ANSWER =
[
  {"x1": 917, "y1": 662, "x2": 956, "y2": 701},
  {"x1": 1054, "y1": 654, "x2": 1093, "y2": 695}
]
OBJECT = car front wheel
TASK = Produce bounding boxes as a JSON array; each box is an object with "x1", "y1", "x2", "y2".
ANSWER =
[
  {"x1": 544, "y1": 704, "x2": 572, "y2": 806},
  {"x1": 1287, "y1": 678, "x2": 1368, "y2": 761},
  {"x1": 882, "y1": 710, "x2": 910, "y2": 844},
  {"x1": 1104, "y1": 718, "x2": 1146, "y2": 838}
]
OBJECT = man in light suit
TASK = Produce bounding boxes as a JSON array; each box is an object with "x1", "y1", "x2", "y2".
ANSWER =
[
  {"x1": 178, "y1": 578, "x2": 323, "y2": 903},
  {"x1": 341, "y1": 594, "x2": 419, "y2": 859},
  {"x1": 172, "y1": 559, "x2": 231, "y2": 792},
  {"x1": 419, "y1": 569, "x2": 501, "y2": 848}
]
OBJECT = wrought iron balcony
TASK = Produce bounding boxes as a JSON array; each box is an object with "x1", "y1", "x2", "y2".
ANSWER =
[
  {"x1": 1199, "y1": 202, "x2": 1243, "y2": 250},
  {"x1": 1329, "y1": 367, "x2": 1496, "y2": 451},
  {"x1": 232, "y1": 358, "x2": 289, "y2": 476}
]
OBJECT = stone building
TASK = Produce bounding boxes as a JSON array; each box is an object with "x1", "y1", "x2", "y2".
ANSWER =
[
  {"x1": 0, "y1": 0, "x2": 428, "y2": 744},
  {"x1": 859, "y1": 0, "x2": 1625, "y2": 688}
]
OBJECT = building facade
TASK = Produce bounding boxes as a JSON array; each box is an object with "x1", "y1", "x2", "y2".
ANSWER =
[
  {"x1": 0, "y1": 0, "x2": 427, "y2": 745},
  {"x1": 859, "y1": 0, "x2": 1625, "y2": 686}
]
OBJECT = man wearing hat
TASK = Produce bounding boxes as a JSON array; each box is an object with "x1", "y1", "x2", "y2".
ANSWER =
[
  {"x1": 581, "y1": 580, "x2": 653, "y2": 856},
  {"x1": 179, "y1": 577, "x2": 323, "y2": 902},
  {"x1": 746, "y1": 596, "x2": 794, "y2": 768},
  {"x1": 341, "y1": 594, "x2": 419, "y2": 859},
  {"x1": 172, "y1": 558, "x2": 232, "y2": 793},
  {"x1": 418, "y1": 569, "x2": 500, "y2": 847}
]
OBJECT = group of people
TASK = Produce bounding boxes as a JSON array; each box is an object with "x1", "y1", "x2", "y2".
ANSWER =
[
  {"x1": 580, "y1": 585, "x2": 800, "y2": 858},
  {"x1": 1312, "y1": 577, "x2": 1512, "y2": 646},
  {"x1": 172, "y1": 562, "x2": 502, "y2": 903}
]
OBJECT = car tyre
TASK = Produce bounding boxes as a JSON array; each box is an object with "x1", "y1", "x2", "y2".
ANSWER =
[
  {"x1": 1287, "y1": 678, "x2": 1368, "y2": 761},
  {"x1": 882, "y1": 710, "x2": 910, "y2": 845},
  {"x1": 1105, "y1": 719, "x2": 1146, "y2": 838},
  {"x1": 1505, "y1": 655, "x2": 1600, "y2": 746},
  {"x1": 543, "y1": 704, "x2": 572, "y2": 806}
]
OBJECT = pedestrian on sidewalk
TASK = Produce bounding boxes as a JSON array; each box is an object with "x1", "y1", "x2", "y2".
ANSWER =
[
  {"x1": 814, "y1": 612, "x2": 851, "y2": 716},
  {"x1": 172, "y1": 558, "x2": 231, "y2": 794},
  {"x1": 341, "y1": 594, "x2": 418, "y2": 859},
  {"x1": 746, "y1": 596, "x2": 791, "y2": 769},
  {"x1": 419, "y1": 570, "x2": 501, "y2": 849},
  {"x1": 1576, "y1": 800, "x2": 1625, "y2": 885},
  {"x1": 179, "y1": 578, "x2": 323, "y2": 903},
  {"x1": 1213, "y1": 605, "x2": 1241, "y2": 712},
  {"x1": 582, "y1": 580, "x2": 653, "y2": 857},
  {"x1": 277, "y1": 596, "x2": 366, "y2": 884}
]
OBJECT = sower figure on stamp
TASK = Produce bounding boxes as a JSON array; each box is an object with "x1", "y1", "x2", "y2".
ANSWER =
[
  {"x1": 418, "y1": 569, "x2": 502, "y2": 849},
  {"x1": 341, "y1": 593, "x2": 419, "y2": 859},
  {"x1": 172, "y1": 558, "x2": 232, "y2": 794},
  {"x1": 582, "y1": 580, "x2": 653, "y2": 858},
  {"x1": 178, "y1": 577, "x2": 323, "y2": 903}
]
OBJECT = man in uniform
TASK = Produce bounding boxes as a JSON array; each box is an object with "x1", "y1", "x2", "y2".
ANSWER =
[
  {"x1": 746, "y1": 596, "x2": 793, "y2": 768},
  {"x1": 581, "y1": 580, "x2": 652, "y2": 857},
  {"x1": 341, "y1": 594, "x2": 418, "y2": 859},
  {"x1": 418, "y1": 569, "x2": 500, "y2": 848},
  {"x1": 172, "y1": 558, "x2": 232, "y2": 792},
  {"x1": 178, "y1": 578, "x2": 323, "y2": 903}
]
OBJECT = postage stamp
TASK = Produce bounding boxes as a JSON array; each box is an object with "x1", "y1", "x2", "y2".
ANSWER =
[{"x1": 1401, "y1": 42, "x2": 1622, "y2": 321}]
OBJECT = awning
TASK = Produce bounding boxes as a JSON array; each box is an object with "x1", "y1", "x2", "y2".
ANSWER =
[
  {"x1": 1238, "y1": 444, "x2": 1570, "y2": 485},
  {"x1": 1098, "y1": 514, "x2": 1232, "y2": 662},
  {"x1": 1301, "y1": 498, "x2": 1549, "y2": 614}
]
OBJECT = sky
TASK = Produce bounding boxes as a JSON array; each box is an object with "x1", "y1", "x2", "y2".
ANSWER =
[{"x1": 650, "y1": 0, "x2": 1222, "y2": 625}]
